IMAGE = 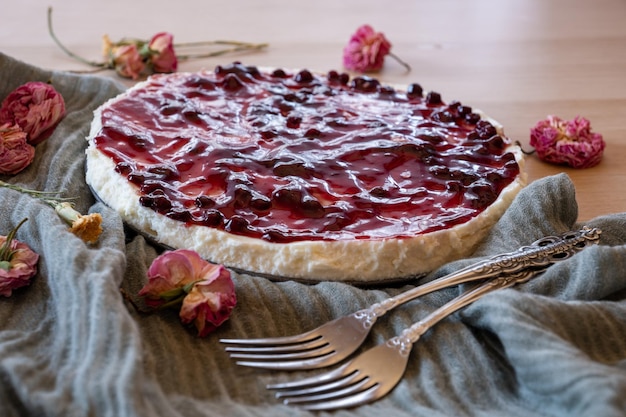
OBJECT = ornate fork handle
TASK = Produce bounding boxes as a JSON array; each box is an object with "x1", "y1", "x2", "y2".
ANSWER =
[
  {"x1": 356, "y1": 226, "x2": 601, "y2": 326},
  {"x1": 389, "y1": 267, "x2": 541, "y2": 356}
]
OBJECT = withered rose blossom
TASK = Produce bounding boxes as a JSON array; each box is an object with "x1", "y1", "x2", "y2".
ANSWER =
[
  {"x1": 148, "y1": 32, "x2": 178, "y2": 73},
  {"x1": 0, "y1": 219, "x2": 39, "y2": 297},
  {"x1": 0, "y1": 123, "x2": 35, "y2": 175},
  {"x1": 343, "y1": 24, "x2": 392, "y2": 73},
  {"x1": 103, "y1": 35, "x2": 146, "y2": 80},
  {"x1": 0, "y1": 81, "x2": 66, "y2": 146},
  {"x1": 530, "y1": 115, "x2": 606, "y2": 169},
  {"x1": 179, "y1": 264, "x2": 236, "y2": 337},
  {"x1": 138, "y1": 249, "x2": 236, "y2": 336}
]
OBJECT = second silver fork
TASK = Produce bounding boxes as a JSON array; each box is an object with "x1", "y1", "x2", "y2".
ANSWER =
[
  {"x1": 221, "y1": 227, "x2": 601, "y2": 370},
  {"x1": 267, "y1": 267, "x2": 542, "y2": 410}
]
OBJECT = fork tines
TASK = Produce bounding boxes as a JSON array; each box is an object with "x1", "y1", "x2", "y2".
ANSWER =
[
  {"x1": 266, "y1": 342, "x2": 404, "y2": 410},
  {"x1": 220, "y1": 332, "x2": 335, "y2": 370}
]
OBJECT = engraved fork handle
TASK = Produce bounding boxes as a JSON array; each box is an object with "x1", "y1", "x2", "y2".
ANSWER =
[
  {"x1": 360, "y1": 227, "x2": 601, "y2": 322},
  {"x1": 389, "y1": 267, "x2": 541, "y2": 356}
]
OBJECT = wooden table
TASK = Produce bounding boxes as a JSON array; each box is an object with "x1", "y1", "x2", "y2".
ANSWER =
[{"x1": 2, "y1": 0, "x2": 625, "y2": 221}]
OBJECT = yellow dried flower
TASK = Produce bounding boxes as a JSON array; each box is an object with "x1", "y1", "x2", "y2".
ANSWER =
[
  {"x1": 0, "y1": 181, "x2": 103, "y2": 244},
  {"x1": 55, "y1": 202, "x2": 103, "y2": 244}
]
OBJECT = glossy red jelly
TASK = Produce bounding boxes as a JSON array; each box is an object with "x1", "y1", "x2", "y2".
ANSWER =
[{"x1": 94, "y1": 63, "x2": 520, "y2": 243}]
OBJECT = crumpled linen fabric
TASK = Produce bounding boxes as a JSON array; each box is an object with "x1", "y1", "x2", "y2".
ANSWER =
[{"x1": 1, "y1": 52, "x2": 625, "y2": 417}]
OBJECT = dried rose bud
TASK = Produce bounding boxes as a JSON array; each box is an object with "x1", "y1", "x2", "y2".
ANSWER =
[
  {"x1": 138, "y1": 249, "x2": 236, "y2": 336},
  {"x1": 0, "y1": 123, "x2": 35, "y2": 175},
  {"x1": 530, "y1": 115, "x2": 606, "y2": 169},
  {"x1": 0, "y1": 81, "x2": 66, "y2": 146},
  {"x1": 0, "y1": 219, "x2": 39, "y2": 297},
  {"x1": 343, "y1": 24, "x2": 392, "y2": 73},
  {"x1": 102, "y1": 35, "x2": 147, "y2": 80},
  {"x1": 147, "y1": 32, "x2": 178, "y2": 73}
]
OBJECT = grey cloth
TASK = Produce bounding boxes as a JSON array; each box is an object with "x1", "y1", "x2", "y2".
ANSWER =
[{"x1": 1, "y1": 52, "x2": 625, "y2": 417}]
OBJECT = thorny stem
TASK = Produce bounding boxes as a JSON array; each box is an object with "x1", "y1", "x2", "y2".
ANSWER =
[
  {"x1": 176, "y1": 42, "x2": 269, "y2": 60},
  {"x1": 47, "y1": 7, "x2": 107, "y2": 69},
  {"x1": 389, "y1": 52, "x2": 411, "y2": 72},
  {"x1": 0, "y1": 180, "x2": 74, "y2": 207},
  {"x1": 515, "y1": 140, "x2": 536, "y2": 155},
  {"x1": 0, "y1": 218, "x2": 28, "y2": 263}
]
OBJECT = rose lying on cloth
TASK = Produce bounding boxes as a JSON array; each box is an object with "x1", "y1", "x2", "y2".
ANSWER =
[
  {"x1": 138, "y1": 249, "x2": 237, "y2": 337},
  {"x1": 0, "y1": 219, "x2": 39, "y2": 297},
  {"x1": 0, "y1": 124, "x2": 35, "y2": 175},
  {"x1": 529, "y1": 115, "x2": 605, "y2": 169},
  {"x1": 0, "y1": 81, "x2": 66, "y2": 146}
]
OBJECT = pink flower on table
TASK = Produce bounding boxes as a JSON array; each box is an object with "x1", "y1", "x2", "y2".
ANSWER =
[
  {"x1": 343, "y1": 24, "x2": 392, "y2": 73},
  {"x1": 530, "y1": 115, "x2": 605, "y2": 169},
  {"x1": 0, "y1": 219, "x2": 39, "y2": 297},
  {"x1": 0, "y1": 81, "x2": 66, "y2": 146},
  {"x1": 138, "y1": 249, "x2": 236, "y2": 336},
  {"x1": 103, "y1": 35, "x2": 146, "y2": 80},
  {"x1": 0, "y1": 123, "x2": 35, "y2": 175},
  {"x1": 148, "y1": 32, "x2": 178, "y2": 73}
]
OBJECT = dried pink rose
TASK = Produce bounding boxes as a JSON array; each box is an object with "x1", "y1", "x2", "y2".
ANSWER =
[
  {"x1": 148, "y1": 32, "x2": 178, "y2": 73},
  {"x1": 529, "y1": 115, "x2": 606, "y2": 169},
  {"x1": 0, "y1": 123, "x2": 35, "y2": 175},
  {"x1": 0, "y1": 81, "x2": 66, "y2": 146},
  {"x1": 343, "y1": 24, "x2": 392, "y2": 73},
  {"x1": 179, "y1": 264, "x2": 236, "y2": 337},
  {"x1": 103, "y1": 35, "x2": 146, "y2": 80},
  {"x1": 138, "y1": 249, "x2": 236, "y2": 336},
  {"x1": 0, "y1": 219, "x2": 39, "y2": 297}
]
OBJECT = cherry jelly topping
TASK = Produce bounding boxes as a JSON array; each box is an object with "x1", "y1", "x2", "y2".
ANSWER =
[{"x1": 94, "y1": 63, "x2": 520, "y2": 243}]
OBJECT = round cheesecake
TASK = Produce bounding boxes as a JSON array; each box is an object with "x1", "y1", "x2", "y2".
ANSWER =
[{"x1": 85, "y1": 63, "x2": 526, "y2": 283}]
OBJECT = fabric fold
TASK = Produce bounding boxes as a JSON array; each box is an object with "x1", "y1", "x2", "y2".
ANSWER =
[{"x1": 1, "y1": 52, "x2": 625, "y2": 417}]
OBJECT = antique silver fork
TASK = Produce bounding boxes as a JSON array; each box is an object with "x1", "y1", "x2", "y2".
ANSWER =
[
  {"x1": 220, "y1": 227, "x2": 600, "y2": 370},
  {"x1": 267, "y1": 267, "x2": 542, "y2": 410}
]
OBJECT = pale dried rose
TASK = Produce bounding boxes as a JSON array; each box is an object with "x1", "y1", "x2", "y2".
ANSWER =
[
  {"x1": 138, "y1": 249, "x2": 205, "y2": 307},
  {"x1": 0, "y1": 81, "x2": 66, "y2": 146},
  {"x1": 530, "y1": 115, "x2": 605, "y2": 169},
  {"x1": 343, "y1": 24, "x2": 392, "y2": 73},
  {"x1": 0, "y1": 219, "x2": 39, "y2": 297},
  {"x1": 148, "y1": 32, "x2": 178, "y2": 73},
  {"x1": 138, "y1": 249, "x2": 236, "y2": 336},
  {"x1": 179, "y1": 264, "x2": 236, "y2": 337},
  {"x1": 103, "y1": 35, "x2": 146, "y2": 80},
  {"x1": 0, "y1": 123, "x2": 35, "y2": 175}
]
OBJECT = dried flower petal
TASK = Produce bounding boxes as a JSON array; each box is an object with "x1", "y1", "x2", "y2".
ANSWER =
[
  {"x1": 0, "y1": 219, "x2": 39, "y2": 297},
  {"x1": 138, "y1": 249, "x2": 236, "y2": 336},
  {"x1": 343, "y1": 24, "x2": 392, "y2": 73},
  {"x1": 0, "y1": 123, "x2": 35, "y2": 175},
  {"x1": 530, "y1": 115, "x2": 606, "y2": 169},
  {"x1": 54, "y1": 202, "x2": 103, "y2": 243},
  {"x1": 0, "y1": 81, "x2": 66, "y2": 146},
  {"x1": 68, "y1": 213, "x2": 103, "y2": 243},
  {"x1": 148, "y1": 32, "x2": 178, "y2": 73}
]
